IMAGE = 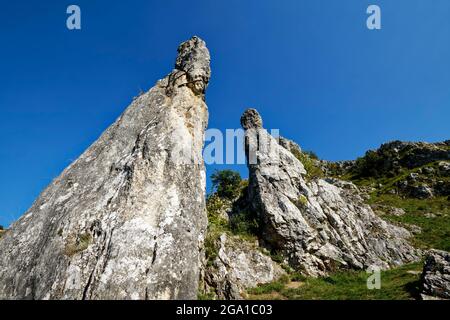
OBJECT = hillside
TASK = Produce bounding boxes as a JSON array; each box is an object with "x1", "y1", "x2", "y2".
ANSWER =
[{"x1": 202, "y1": 137, "x2": 450, "y2": 300}]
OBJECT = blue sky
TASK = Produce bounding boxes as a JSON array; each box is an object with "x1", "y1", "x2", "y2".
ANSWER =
[{"x1": 0, "y1": 0, "x2": 449, "y2": 226}]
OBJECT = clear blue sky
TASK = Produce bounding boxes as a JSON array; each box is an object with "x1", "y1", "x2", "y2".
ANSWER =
[{"x1": 1, "y1": 1, "x2": 449, "y2": 226}]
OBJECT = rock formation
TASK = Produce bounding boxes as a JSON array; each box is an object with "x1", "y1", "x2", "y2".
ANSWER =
[
  {"x1": 322, "y1": 140, "x2": 450, "y2": 199},
  {"x1": 0, "y1": 36, "x2": 210, "y2": 299},
  {"x1": 421, "y1": 249, "x2": 450, "y2": 300},
  {"x1": 241, "y1": 108, "x2": 418, "y2": 276},
  {"x1": 203, "y1": 233, "x2": 285, "y2": 300}
]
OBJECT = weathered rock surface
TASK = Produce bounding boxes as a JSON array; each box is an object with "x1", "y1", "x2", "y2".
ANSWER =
[
  {"x1": 366, "y1": 140, "x2": 450, "y2": 171},
  {"x1": 0, "y1": 36, "x2": 210, "y2": 300},
  {"x1": 204, "y1": 233, "x2": 285, "y2": 299},
  {"x1": 323, "y1": 140, "x2": 450, "y2": 199},
  {"x1": 241, "y1": 109, "x2": 418, "y2": 276},
  {"x1": 421, "y1": 249, "x2": 450, "y2": 300}
]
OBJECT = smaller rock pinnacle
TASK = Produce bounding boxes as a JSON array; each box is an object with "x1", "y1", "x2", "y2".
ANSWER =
[{"x1": 240, "y1": 108, "x2": 263, "y2": 130}]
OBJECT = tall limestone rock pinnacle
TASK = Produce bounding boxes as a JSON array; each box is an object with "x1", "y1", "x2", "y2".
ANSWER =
[
  {"x1": 241, "y1": 109, "x2": 419, "y2": 276},
  {"x1": 0, "y1": 36, "x2": 210, "y2": 299}
]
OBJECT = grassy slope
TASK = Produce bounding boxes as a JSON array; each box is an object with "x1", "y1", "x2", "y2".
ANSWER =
[
  {"x1": 368, "y1": 195, "x2": 450, "y2": 251},
  {"x1": 247, "y1": 262, "x2": 422, "y2": 300},
  {"x1": 247, "y1": 160, "x2": 449, "y2": 300}
]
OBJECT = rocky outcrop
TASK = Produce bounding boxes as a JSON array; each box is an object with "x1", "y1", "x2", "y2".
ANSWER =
[
  {"x1": 203, "y1": 233, "x2": 285, "y2": 299},
  {"x1": 241, "y1": 109, "x2": 418, "y2": 276},
  {"x1": 0, "y1": 36, "x2": 210, "y2": 300},
  {"x1": 381, "y1": 140, "x2": 450, "y2": 169},
  {"x1": 421, "y1": 250, "x2": 450, "y2": 300},
  {"x1": 324, "y1": 140, "x2": 450, "y2": 199}
]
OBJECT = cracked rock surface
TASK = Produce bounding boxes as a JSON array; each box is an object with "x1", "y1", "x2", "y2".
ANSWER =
[
  {"x1": 204, "y1": 233, "x2": 285, "y2": 300},
  {"x1": 0, "y1": 36, "x2": 210, "y2": 300},
  {"x1": 421, "y1": 249, "x2": 450, "y2": 300}
]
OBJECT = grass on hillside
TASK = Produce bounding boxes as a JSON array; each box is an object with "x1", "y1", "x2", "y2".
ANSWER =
[
  {"x1": 247, "y1": 262, "x2": 422, "y2": 300},
  {"x1": 204, "y1": 165, "x2": 449, "y2": 300},
  {"x1": 368, "y1": 195, "x2": 450, "y2": 251}
]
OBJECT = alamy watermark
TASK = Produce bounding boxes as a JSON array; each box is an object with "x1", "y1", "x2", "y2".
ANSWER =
[
  {"x1": 67, "y1": 5, "x2": 382, "y2": 31},
  {"x1": 367, "y1": 5, "x2": 382, "y2": 30},
  {"x1": 66, "y1": 5, "x2": 81, "y2": 30},
  {"x1": 171, "y1": 128, "x2": 281, "y2": 166}
]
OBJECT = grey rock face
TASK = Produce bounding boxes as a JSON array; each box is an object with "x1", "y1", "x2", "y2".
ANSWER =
[
  {"x1": 0, "y1": 36, "x2": 210, "y2": 300},
  {"x1": 204, "y1": 233, "x2": 285, "y2": 299},
  {"x1": 409, "y1": 184, "x2": 434, "y2": 199},
  {"x1": 241, "y1": 109, "x2": 418, "y2": 276},
  {"x1": 421, "y1": 250, "x2": 450, "y2": 300},
  {"x1": 438, "y1": 161, "x2": 450, "y2": 175},
  {"x1": 378, "y1": 140, "x2": 450, "y2": 169},
  {"x1": 279, "y1": 137, "x2": 302, "y2": 156}
]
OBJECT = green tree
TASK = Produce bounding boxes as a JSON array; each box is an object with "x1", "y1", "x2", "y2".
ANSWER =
[
  {"x1": 211, "y1": 170, "x2": 242, "y2": 200},
  {"x1": 354, "y1": 150, "x2": 383, "y2": 177}
]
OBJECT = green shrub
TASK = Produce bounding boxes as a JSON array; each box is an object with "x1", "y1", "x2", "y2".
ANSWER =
[
  {"x1": 211, "y1": 170, "x2": 243, "y2": 200},
  {"x1": 206, "y1": 194, "x2": 229, "y2": 228},
  {"x1": 198, "y1": 291, "x2": 216, "y2": 300},
  {"x1": 229, "y1": 210, "x2": 259, "y2": 238},
  {"x1": 291, "y1": 149, "x2": 324, "y2": 180},
  {"x1": 353, "y1": 150, "x2": 384, "y2": 178},
  {"x1": 294, "y1": 195, "x2": 308, "y2": 209},
  {"x1": 303, "y1": 150, "x2": 319, "y2": 160},
  {"x1": 205, "y1": 195, "x2": 229, "y2": 266}
]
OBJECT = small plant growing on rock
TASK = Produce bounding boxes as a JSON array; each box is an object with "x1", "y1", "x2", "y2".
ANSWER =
[
  {"x1": 294, "y1": 195, "x2": 308, "y2": 209},
  {"x1": 291, "y1": 149, "x2": 324, "y2": 180},
  {"x1": 64, "y1": 232, "x2": 92, "y2": 256}
]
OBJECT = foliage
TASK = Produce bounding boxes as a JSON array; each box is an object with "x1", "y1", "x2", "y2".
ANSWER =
[
  {"x1": 303, "y1": 150, "x2": 319, "y2": 160},
  {"x1": 353, "y1": 150, "x2": 385, "y2": 178},
  {"x1": 247, "y1": 262, "x2": 422, "y2": 300},
  {"x1": 205, "y1": 195, "x2": 229, "y2": 266},
  {"x1": 291, "y1": 149, "x2": 324, "y2": 180},
  {"x1": 294, "y1": 195, "x2": 308, "y2": 208},
  {"x1": 229, "y1": 210, "x2": 259, "y2": 239},
  {"x1": 211, "y1": 170, "x2": 243, "y2": 200},
  {"x1": 197, "y1": 291, "x2": 216, "y2": 300},
  {"x1": 205, "y1": 174, "x2": 260, "y2": 267}
]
